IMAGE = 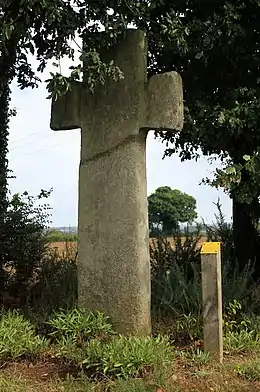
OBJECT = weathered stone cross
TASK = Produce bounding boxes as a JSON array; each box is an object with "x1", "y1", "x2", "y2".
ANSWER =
[{"x1": 50, "y1": 29, "x2": 183, "y2": 335}]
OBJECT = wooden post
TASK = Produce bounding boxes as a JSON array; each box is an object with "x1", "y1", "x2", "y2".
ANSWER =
[{"x1": 200, "y1": 242, "x2": 223, "y2": 363}]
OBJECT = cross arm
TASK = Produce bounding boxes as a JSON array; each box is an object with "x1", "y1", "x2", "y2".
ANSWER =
[
  {"x1": 144, "y1": 71, "x2": 183, "y2": 131},
  {"x1": 50, "y1": 82, "x2": 81, "y2": 131}
]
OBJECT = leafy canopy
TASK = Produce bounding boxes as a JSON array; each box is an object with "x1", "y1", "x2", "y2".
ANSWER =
[
  {"x1": 137, "y1": 1, "x2": 260, "y2": 202},
  {"x1": 148, "y1": 186, "x2": 197, "y2": 235},
  {"x1": 2, "y1": 0, "x2": 259, "y2": 202}
]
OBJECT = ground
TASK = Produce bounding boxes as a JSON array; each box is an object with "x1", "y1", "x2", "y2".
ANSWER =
[{"x1": 1, "y1": 352, "x2": 260, "y2": 391}]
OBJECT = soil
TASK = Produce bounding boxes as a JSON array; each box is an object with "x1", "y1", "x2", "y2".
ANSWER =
[
  {"x1": 1, "y1": 354, "x2": 260, "y2": 391},
  {"x1": 1, "y1": 358, "x2": 79, "y2": 382}
]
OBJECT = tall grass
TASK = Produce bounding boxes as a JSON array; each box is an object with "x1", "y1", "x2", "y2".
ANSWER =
[
  {"x1": 150, "y1": 225, "x2": 202, "y2": 317},
  {"x1": 150, "y1": 204, "x2": 257, "y2": 321},
  {"x1": 27, "y1": 244, "x2": 77, "y2": 317}
]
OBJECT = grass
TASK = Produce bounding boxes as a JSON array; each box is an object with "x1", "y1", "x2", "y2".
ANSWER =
[
  {"x1": 236, "y1": 358, "x2": 260, "y2": 381},
  {"x1": 3, "y1": 208, "x2": 260, "y2": 391},
  {"x1": 1, "y1": 310, "x2": 260, "y2": 391},
  {"x1": 2, "y1": 353, "x2": 260, "y2": 391},
  {"x1": 0, "y1": 310, "x2": 48, "y2": 361}
]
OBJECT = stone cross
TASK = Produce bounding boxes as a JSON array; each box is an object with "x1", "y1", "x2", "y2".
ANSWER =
[
  {"x1": 200, "y1": 242, "x2": 223, "y2": 363},
  {"x1": 50, "y1": 29, "x2": 183, "y2": 335}
]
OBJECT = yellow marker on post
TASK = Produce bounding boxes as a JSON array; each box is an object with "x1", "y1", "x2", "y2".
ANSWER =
[{"x1": 201, "y1": 242, "x2": 221, "y2": 254}]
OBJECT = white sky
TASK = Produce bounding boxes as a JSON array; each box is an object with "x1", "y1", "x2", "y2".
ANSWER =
[{"x1": 7, "y1": 48, "x2": 232, "y2": 227}]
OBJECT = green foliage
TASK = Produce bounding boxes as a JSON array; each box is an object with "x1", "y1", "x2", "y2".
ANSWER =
[
  {"x1": 154, "y1": 314, "x2": 203, "y2": 345},
  {"x1": 0, "y1": 310, "x2": 48, "y2": 361},
  {"x1": 29, "y1": 256, "x2": 77, "y2": 313},
  {"x1": 1, "y1": 189, "x2": 52, "y2": 303},
  {"x1": 236, "y1": 359, "x2": 260, "y2": 381},
  {"x1": 224, "y1": 330, "x2": 260, "y2": 354},
  {"x1": 45, "y1": 228, "x2": 78, "y2": 242},
  {"x1": 143, "y1": 1, "x2": 260, "y2": 201},
  {"x1": 82, "y1": 335, "x2": 172, "y2": 380},
  {"x1": 148, "y1": 186, "x2": 197, "y2": 235},
  {"x1": 204, "y1": 199, "x2": 234, "y2": 264},
  {"x1": 175, "y1": 348, "x2": 211, "y2": 366},
  {"x1": 1, "y1": 0, "x2": 260, "y2": 252},
  {"x1": 223, "y1": 300, "x2": 260, "y2": 354},
  {"x1": 0, "y1": 85, "x2": 10, "y2": 219},
  {"x1": 223, "y1": 300, "x2": 251, "y2": 335},
  {"x1": 150, "y1": 229, "x2": 202, "y2": 317},
  {"x1": 150, "y1": 203, "x2": 257, "y2": 326},
  {"x1": 47, "y1": 309, "x2": 114, "y2": 344}
]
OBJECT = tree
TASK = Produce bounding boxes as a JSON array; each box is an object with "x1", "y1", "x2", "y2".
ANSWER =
[
  {"x1": 148, "y1": 186, "x2": 197, "y2": 235},
  {"x1": 131, "y1": 1, "x2": 260, "y2": 273},
  {"x1": 2, "y1": 0, "x2": 260, "y2": 271},
  {"x1": 0, "y1": 0, "x2": 80, "y2": 300}
]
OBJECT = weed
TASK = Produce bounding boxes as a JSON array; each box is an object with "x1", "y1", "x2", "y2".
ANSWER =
[
  {"x1": 82, "y1": 335, "x2": 173, "y2": 380},
  {"x1": 29, "y1": 256, "x2": 77, "y2": 313},
  {"x1": 150, "y1": 228, "x2": 202, "y2": 318},
  {"x1": 111, "y1": 378, "x2": 163, "y2": 392},
  {"x1": 223, "y1": 300, "x2": 252, "y2": 334},
  {"x1": 224, "y1": 330, "x2": 260, "y2": 354},
  {"x1": 47, "y1": 308, "x2": 114, "y2": 344},
  {"x1": 174, "y1": 314, "x2": 202, "y2": 343},
  {"x1": 0, "y1": 310, "x2": 48, "y2": 361},
  {"x1": 153, "y1": 313, "x2": 202, "y2": 345},
  {"x1": 175, "y1": 348, "x2": 211, "y2": 366},
  {"x1": 236, "y1": 359, "x2": 260, "y2": 381},
  {"x1": 189, "y1": 349, "x2": 212, "y2": 366}
]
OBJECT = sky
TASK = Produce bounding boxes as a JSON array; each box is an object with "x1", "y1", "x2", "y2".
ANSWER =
[{"x1": 7, "y1": 49, "x2": 232, "y2": 228}]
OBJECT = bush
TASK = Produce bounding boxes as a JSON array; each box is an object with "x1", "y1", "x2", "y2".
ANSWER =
[
  {"x1": 204, "y1": 199, "x2": 234, "y2": 266},
  {"x1": 0, "y1": 310, "x2": 48, "y2": 361},
  {"x1": 29, "y1": 255, "x2": 77, "y2": 313},
  {"x1": 82, "y1": 335, "x2": 172, "y2": 380},
  {"x1": 0, "y1": 190, "x2": 51, "y2": 305}
]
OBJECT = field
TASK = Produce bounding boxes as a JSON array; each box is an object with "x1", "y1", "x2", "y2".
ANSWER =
[{"x1": 47, "y1": 237, "x2": 207, "y2": 258}]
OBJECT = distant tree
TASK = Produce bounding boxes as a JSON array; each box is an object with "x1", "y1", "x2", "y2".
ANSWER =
[{"x1": 148, "y1": 186, "x2": 197, "y2": 235}]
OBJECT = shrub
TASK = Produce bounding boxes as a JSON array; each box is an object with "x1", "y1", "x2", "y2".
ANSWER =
[
  {"x1": 0, "y1": 310, "x2": 48, "y2": 361},
  {"x1": 204, "y1": 199, "x2": 234, "y2": 265},
  {"x1": 0, "y1": 190, "x2": 51, "y2": 305},
  {"x1": 29, "y1": 255, "x2": 77, "y2": 313},
  {"x1": 82, "y1": 335, "x2": 172, "y2": 380}
]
